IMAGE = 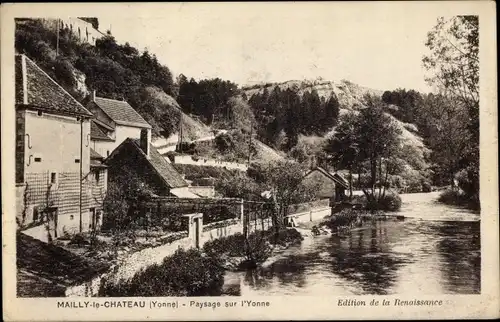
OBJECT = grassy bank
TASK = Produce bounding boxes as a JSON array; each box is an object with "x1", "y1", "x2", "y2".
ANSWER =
[
  {"x1": 97, "y1": 228, "x2": 303, "y2": 297},
  {"x1": 203, "y1": 228, "x2": 304, "y2": 270},
  {"x1": 438, "y1": 189, "x2": 480, "y2": 211}
]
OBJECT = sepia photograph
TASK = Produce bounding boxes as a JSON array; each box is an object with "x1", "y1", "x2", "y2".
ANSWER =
[{"x1": 1, "y1": 1, "x2": 498, "y2": 321}]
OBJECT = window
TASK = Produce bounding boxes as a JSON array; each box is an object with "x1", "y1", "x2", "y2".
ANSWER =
[
  {"x1": 75, "y1": 159, "x2": 80, "y2": 163},
  {"x1": 32, "y1": 206, "x2": 39, "y2": 222},
  {"x1": 34, "y1": 157, "x2": 42, "y2": 162},
  {"x1": 95, "y1": 171, "x2": 100, "y2": 183},
  {"x1": 50, "y1": 172, "x2": 57, "y2": 184},
  {"x1": 70, "y1": 215, "x2": 74, "y2": 220}
]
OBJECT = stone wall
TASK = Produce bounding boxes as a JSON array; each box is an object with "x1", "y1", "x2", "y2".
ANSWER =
[{"x1": 66, "y1": 220, "x2": 244, "y2": 297}]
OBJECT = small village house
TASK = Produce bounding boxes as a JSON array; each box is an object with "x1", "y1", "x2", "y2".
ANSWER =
[
  {"x1": 36, "y1": 17, "x2": 105, "y2": 47},
  {"x1": 105, "y1": 137, "x2": 202, "y2": 198},
  {"x1": 302, "y1": 166, "x2": 349, "y2": 202},
  {"x1": 86, "y1": 91, "x2": 152, "y2": 157},
  {"x1": 15, "y1": 54, "x2": 107, "y2": 241}
]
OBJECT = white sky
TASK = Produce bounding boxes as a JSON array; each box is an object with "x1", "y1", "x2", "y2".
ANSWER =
[{"x1": 97, "y1": 3, "x2": 442, "y2": 93}]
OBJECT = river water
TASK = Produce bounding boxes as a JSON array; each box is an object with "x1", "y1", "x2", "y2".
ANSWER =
[{"x1": 223, "y1": 192, "x2": 481, "y2": 295}]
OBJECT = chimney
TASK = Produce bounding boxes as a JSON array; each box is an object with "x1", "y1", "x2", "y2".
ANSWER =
[
  {"x1": 91, "y1": 90, "x2": 96, "y2": 102},
  {"x1": 140, "y1": 129, "x2": 150, "y2": 158}
]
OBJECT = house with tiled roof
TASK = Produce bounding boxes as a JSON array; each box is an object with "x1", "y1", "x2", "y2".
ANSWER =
[
  {"x1": 302, "y1": 166, "x2": 349, "y2": 201},
  {"x1": 86, "y1": 91, "x2": 152, "y2": 157},
  {"x1": 105, "y1": 136, "x2": 201, "y2": 198},
  {"x1": 15, "y1": 54, "x2": 107, "y2": 241}
]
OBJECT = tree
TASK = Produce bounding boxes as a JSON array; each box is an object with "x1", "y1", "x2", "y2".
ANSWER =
[
  {"x1": 323, "y1": 94, "x2": 340, "y2": 129},
  {"x1": 356, "y1": 95, "x2": 402, "y2": 203},
  {"x1": 420, "y1": 94, "x2": 471, "y2": 189},
  {"x1": 423, "y1": 16, "x2": 479, "y2": 206},
  {"x1": 324, "y1": 111, "x2": 360, "y2": 199},
  {"x1": 260, "y1": 160, "x2": 319, "y2": 241},
  {"x1": 102, "y1": 171, "x2": 153, "y2": 251},
  {"x1": 214, "y1": 174, "x2": 261, "y2": 201},
  {"x1": 226, "y1": 96, "x2": 256, "y2": 133}
]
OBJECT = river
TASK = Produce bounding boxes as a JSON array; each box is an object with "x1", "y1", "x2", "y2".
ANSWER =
[{"x1": 223, "y1": 192, "x2": 481, "y2": 295}]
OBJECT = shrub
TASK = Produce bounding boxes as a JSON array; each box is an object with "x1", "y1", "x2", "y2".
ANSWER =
[
  {"x1": 203, "y1": 233, "x2": 246, "y2": 258},
  {"x1": 267, "y1": 228, "x2": 303, "y2": 247},
  {"x1": 324, "y1": 209, "x2": 361, "y2": 229},
  {"x1": 203, "y1": 231, "x2": 272, "y2": 265},
  {"x1": 68, "y1": 233, "x2": 90, "y2": 246},
  {"x1": 422, "y1": 181, "x2": 432, "y2": 193},
  {"x1": 98, "y1": 248, "x2": 225, "y2": 297},
  {"x1": 366, "y1": 192, "x2": 402, "y2": 212}
]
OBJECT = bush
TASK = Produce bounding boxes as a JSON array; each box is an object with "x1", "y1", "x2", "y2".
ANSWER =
[
  {"x1": 366, "y1": 192, "x2": 402, "y2": 212},
  {"x1": 266, "y1": 228, "x2": 303, "y2": 247},
  {"x1": 68, "y1": 233, "x2": 90, "y2": 246},
  {"x1": 324, "y1": 209, "x2": 361, "y2": 229},
  {"x1": 99, "y1": 248, "x2": 225, "y2": 297},
  {"x1": 203, "y1": 231, "x2": 272, "y2": 265},
  {"x1": 438, "y1": 188, "x2": 480, "y2": 210},
  {"x1": 203, "y1": 233, "x2": 246, "y2": 258},
  {"x1": 422, "y1": 181, "x2": 432, "y2": 193}
]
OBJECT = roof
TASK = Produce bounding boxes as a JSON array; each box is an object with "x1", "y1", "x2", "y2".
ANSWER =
[
  {"x1": 93, "y1": 96, "x2": 151, "y2": 128},
  {"x1": 90, "y1": 120, "x2": 113, "y2": 141},
  {"x1": 304, "y1": 167, "x2": 350, "y2": 189},
  {"x1": 170, "y1": 187, "x2": 201, "y2": 198},
  {"x1": 90, "y1": 148, "x2": 108, "y2": 168},
  {"x1": 107, "y1": 138, "x2": 188, "y2": 189},
  {"x1": 93, "y1": 118, "x2": 114, "y2": 131},
  {"x1": 16, "y1": 233, "x2": 110, "y2": 293},
  {"x1": 15, "y1": 54, "x2": 93, "y2": 117},
  {"x1": 90, "y1": 148, "x2": 103, "y2": 160}
]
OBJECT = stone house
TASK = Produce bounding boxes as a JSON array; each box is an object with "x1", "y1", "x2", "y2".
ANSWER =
[
  {"x1": 39, "y1": 17, "x2": 105, "y2": 47},
  {"x1": 105, "y1": 136, "x2": 200, "y2": 198},
  {"x1": 15, "y1": 54, "x2": 107, "y2": 241},
  {"x1": 302, "y1": 166, "x2": 349, "y2": 202},
  {"x1": 86, "y1": 91, "x2": 152, "y2": 158}
]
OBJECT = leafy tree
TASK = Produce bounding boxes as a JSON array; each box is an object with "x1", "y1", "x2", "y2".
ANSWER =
[
  {"x1": 324, "y1": 94, "x2": 340, "y2": 128},
  {"x1": 324, "y1": 111, "x2": 360, "y2": 198},
  {"x1": 381, "y1": 88, "x2": 424, "y2": 123},
  {"x1": 259, "y1": 160, "x2": 320, "y2": 240},
  {"x1": 356, "y1": 95, "x2": 402, "y2": 203},
  {"x1": 102, "y1": 171, "x2": 154, "y2": 250},
  {"x1": 214, "y1": 174, "x2": 262, "y2": 201},
  {"x1": 423, "y1": 15, "x2": 479, "y2": 207}
]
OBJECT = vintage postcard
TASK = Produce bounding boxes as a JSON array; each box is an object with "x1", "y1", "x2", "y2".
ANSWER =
[{"x1": 1, "y1": 1, "x2": 498, "y2": 321}]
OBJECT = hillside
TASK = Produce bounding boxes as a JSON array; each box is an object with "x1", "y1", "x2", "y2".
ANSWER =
[
  {"x1": 14, "y1": 18, "x2": 429, "y2": 180},
  {"x1": 243, "y1": 78, "x2": 384, "y2": 110}
]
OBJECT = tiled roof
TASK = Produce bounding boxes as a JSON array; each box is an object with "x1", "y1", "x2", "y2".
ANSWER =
[
  {"x1": 131, "y1": 139, "x2": 188, "y2": 188},
  {"x1": 305, "y1": 167, "x2": 349, "y2": 189},
  {"x1": 90, "y1": 148, "x2": 103, "y2": 160},
  {"x1": 90, "y1": 120, "x2": 113, "y2": 141},
  {"x1": 17, "y1": 233, "x2": 110, "y2": 290},
  {"x1": 93, "y1": 97, "x2": 151, "y2": 128},
  {"x1": 108, "y1": 138, "x2": 187, "y2": 189},
  {"x1": 15, "y1": 54, "x2": 92, "y2": 117}
]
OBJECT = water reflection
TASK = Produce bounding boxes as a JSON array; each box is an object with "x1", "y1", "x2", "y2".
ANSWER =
[
  {"x1": 435, "y1": 221, "x2": 481, "y2": 294},
  {"x1": 327, "y1": 222, "x2": 413, "y2": 295},
  {"x1": 224, "y1": 195, "x2": 480, "y2": 295}
]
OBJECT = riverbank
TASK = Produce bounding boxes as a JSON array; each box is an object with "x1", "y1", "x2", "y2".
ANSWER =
[
  {"x1": 203, "y1": 228, "x2": 304, "y2": 271},
  {"x1": 222, "y1": 193, "x2": 481, "y2": 296}
]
